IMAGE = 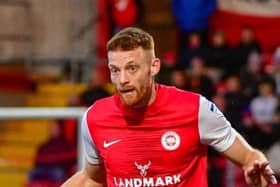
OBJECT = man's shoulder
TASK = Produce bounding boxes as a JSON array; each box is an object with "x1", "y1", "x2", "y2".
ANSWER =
[
  {"x1": 87, "y1": 95, "x2": 117, "y2": 116},
  {"x1": 159, "y1": 84, "x2": 200, "y2": 101},
  {"x1": 152, "y1": 84, "x2": 201, "y2": 126},
  {"x1": 156, "y1": 84, "x2": 201, "y2": 116}
]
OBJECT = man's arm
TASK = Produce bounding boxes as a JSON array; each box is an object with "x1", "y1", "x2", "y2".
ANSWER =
[
  {"x1": 222, "y1": 133, "x2": 277, "y2": 187},
  {"x1": 62, "y1": 161, "x2": 106, "y2": 187},
  {"x1": 198, "y1": 96, "x2": 277, "y2": 186}
]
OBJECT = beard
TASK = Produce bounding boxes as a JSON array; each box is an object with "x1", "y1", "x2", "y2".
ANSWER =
[{"x1": 118, "y1": 83, "x2": 153, "y2": 108}]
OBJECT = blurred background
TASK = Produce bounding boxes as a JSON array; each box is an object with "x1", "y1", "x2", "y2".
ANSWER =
[{"x1": 0, "y1": 0, "x2": 280, "y2": 186}]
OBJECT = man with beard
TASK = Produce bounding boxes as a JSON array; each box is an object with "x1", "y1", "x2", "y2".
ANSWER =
[{"x1": 62, "y1": 27, "x2": 277, "y2": 187}]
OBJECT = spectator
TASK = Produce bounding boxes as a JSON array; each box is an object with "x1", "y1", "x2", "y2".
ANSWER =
[
  {"x1": 156, "y1": 51, "x2": 177, "y2": 85},
  {"x1": 28, "y1": 120, "x2": 76, "y2": 186},
  {"x1": 232, "y1": 26, "x2": 262, "y2": 74},
  {"x1": 172, "y1": 0, "x2": 216, "y2": 45},
  {"x1": 266, "y1": 46, "x2": 280, "y2": 96},
  {"x1": 170, "y1": 67, "x2": 188, "y2": 90},
  {"x1": 177, "y1": 31, "x2": 207, "y2": 69},
  {"x1": 108, "y1": 0, "x2": 142, "y2": 34},
  {"x1": 186, "y1": 56, "x2": 215, "y2": 99},
  {"x1": 223, "y1": 75, "x2": 248, "y2": 134},
  {"x1": 79, "y1": 69, "x2": 111, "y2": 107},
  {"x1": 172, "y1": 0, "x2": 216, "y2": 69},
  {"x1": 205, "y1": 29, "x2": 232, "y2": 78},
  {"x1": 240, "y1": 51, "x2": 266, "y2": 100},
  {"x1": 249, "y1": 77, "x2": 278, "y2": 150}
]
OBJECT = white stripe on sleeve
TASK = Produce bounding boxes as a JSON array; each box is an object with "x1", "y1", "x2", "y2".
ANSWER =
[
  {"x1": 81, "y1": 108, "x2": 103, "y2": 164},
  {"x1": 198, "y1": 96, "x2": 238, "y2": 152}
]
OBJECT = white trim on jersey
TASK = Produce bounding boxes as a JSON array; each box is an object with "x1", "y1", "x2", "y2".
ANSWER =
[
  {"x1": 198, "y1": 96, "x2": 237, "y2": 152},
  {"x1": 81, "y1": 106, "x2": 103, "y2": 165}
]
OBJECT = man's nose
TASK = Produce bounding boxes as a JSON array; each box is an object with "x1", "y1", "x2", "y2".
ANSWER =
[{"x1": 120, "y1": 71, "x2": 129, "y2": 85}]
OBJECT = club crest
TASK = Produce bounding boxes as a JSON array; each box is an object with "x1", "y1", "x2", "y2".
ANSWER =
[{"x1": 161, "y1": 131, "x2": 180, "y2": 151}]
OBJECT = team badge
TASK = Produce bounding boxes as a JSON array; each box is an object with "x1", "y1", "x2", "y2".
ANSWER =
[{"x1": 161, "y1": 131, "x2": 180, "y2": 151}]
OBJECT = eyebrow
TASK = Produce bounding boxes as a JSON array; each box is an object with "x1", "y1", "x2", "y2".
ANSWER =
[
  {"x1": 108, "y1": 60, "x2": 137, "y2": 68},
  {"x1": 108, "y1": 64, "x2": 117, "y2": 68},
  {"x1": 125, "y1": 61, "x2": 136, "y2": 66}
]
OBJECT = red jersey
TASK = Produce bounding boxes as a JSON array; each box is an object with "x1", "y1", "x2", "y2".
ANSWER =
[{"x1": 82, "y1": 84, "x2": 237, "y2": 187}]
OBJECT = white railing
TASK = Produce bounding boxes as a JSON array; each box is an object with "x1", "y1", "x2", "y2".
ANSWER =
[{"x1": 0, "y1": 107, "x2": 87, "y2": 169}]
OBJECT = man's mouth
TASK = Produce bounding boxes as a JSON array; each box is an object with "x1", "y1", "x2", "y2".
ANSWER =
[
  {"x1": 119, "y1": 88, "x2": 135, "y2": 95},
  {"x1": 120, "y1": 88, "x2": 134, "y2": 93}
]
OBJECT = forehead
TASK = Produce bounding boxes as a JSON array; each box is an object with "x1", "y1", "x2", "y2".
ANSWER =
[{"x1": 108, "y1": 47, "x2": 146, "y2": 66}]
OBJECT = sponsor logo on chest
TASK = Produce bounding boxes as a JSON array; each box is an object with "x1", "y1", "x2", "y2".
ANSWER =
[{"x1": 113, "y1": 160, "x2": 181, "y2": 187}]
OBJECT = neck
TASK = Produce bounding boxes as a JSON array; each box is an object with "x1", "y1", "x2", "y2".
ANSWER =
[
  {"x1": 132, "y1": 82, "x2": 157, "y2": 109},
  {"x1": 147, "y1": 82, "x2": 157, "y2": 106}
]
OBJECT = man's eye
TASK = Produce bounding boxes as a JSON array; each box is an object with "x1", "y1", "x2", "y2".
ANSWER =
[
  {"x1": 128, "y1": 66, "x2": 137, "y2": 73},
  {"x1": 110, "y1": 68, "x2": 119, "y2": 74}
]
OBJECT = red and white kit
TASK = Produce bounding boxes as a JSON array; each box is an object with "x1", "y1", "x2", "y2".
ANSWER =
[{"x1": 82, "y1": 84, "x2": 237, "y2": 187}]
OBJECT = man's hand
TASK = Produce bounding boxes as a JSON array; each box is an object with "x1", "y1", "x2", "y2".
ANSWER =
[{"x1": 244, "y1": 160, "x2": 277, "y2": 187}]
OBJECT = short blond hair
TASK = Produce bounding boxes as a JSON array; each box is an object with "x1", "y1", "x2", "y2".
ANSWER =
[{"x1": 107, "y1": 27, "x2": 155, "y2": 52}]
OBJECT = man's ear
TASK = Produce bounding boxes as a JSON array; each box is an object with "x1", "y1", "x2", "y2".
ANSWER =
[{"x1": 151, "y1": 58, "x2": 161, "y2": 76}]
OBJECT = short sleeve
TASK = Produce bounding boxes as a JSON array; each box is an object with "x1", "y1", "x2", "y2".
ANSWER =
[
  {"x1": 198, "y1": 96, "x2": 237, "y2": 152},
  {"x1": 81, "y1": 109, "x2": 103, "y2": 164}
]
